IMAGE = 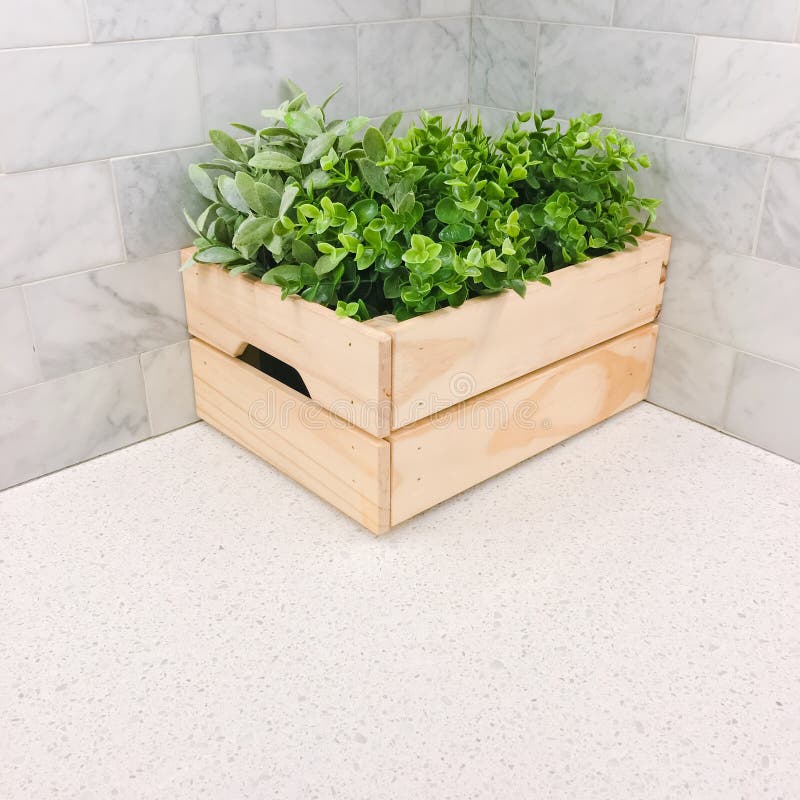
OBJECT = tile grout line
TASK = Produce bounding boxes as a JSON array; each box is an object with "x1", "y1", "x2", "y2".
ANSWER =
[
  {"x1": 658, "y1": 321, "x2": 800, "y2": 374},
  {"x1": 531, "y1": 21, "x2": 541, "y2": 110},
  {"x1": 107, "y1": 160, "x2": 129, "y2": 263},
  {"x1": 19, "y1": 285, "x2": 44, "y2": 386},
  {"x1": 192, "y1": 36, "x2": 207, "y2": 136},
  {"x1": 79, "y1": 0, "x2": 93, "y2": 42},
  {"x1": 467, "y1": 15, "x2": 800, "y2": 45},
  {"x1": 608, "y1": 0, "x2": 617, "y2": 26},
  {"x1": 15, "y1": 250, "x2": 183, "y2": 292},
  {"x1": 680, "y1": 34, "x2": 698, "y2": 139},
  {"x1": 717, "y1": 349, "x2": 741, "y2": 432},
  {"x1": 355, "y1": 24, "x2": 361, "y2": 116},
  {"x1": 793, "y1": 0, "x2": 800, "y2": 40},
  {"x1": 751, "y1": 157, "x2": 773, "y2": 256},
  {"x1": 466, "y1": 0, "x2": 474, "y2": 105},
  {"x1": 138, "y1": 352, "x2": 157, "y2": 437},
  {"x1": 3, "y1": 15, "x2": 799, "y2": 54}
]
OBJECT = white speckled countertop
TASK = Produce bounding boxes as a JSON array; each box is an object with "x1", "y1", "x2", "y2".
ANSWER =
[{"x1": 1, "y1": 402, "x2": 799, "y2": 799}]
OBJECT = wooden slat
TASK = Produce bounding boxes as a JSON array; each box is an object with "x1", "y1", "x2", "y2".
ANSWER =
[
  {"x1": 189, "y1": 338, "x2": 391, "y2": 534},
  {"x1": 388, "y1": 323, "x2": 658, "y2": 526},
  {"x1": 382, "y1": 233, "x2": 671, "y2": 429},
  {"x1": 181, "y1": 249, "x2": 392, "y2": 438}
]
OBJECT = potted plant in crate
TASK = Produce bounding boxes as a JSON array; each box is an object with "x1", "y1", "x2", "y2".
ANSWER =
[{"x1": 181, "y1": 83, "x2": 669, "y2": 533}]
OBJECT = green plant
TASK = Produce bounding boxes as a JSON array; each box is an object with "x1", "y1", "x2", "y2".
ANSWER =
[{"x1": 183, "y1": 82, "x2": 659, "y2": 321}]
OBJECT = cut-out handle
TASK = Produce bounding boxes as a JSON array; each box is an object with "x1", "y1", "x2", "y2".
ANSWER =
[{"x1": 238, "y1": 344, "x2": 310, "y2": 398}]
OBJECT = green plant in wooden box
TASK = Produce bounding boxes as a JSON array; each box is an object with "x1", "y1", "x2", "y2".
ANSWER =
[{"x1": 183, "y1": 81, "x2": 659, "y2": 321}]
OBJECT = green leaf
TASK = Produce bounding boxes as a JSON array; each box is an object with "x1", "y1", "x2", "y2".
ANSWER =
[
  {"x1": 315, "y1": 249, "x2": 347, "y2": 276},
  {"x1": 284, "y1": 110, "x2": 323, "y2": 137},
  {"x1": 320, "y1": 84, "x2": 342, "y2": 111},
  {"x1": 439, "y1": 223, "x2": 474, "y2": 243},
  {"x1": 229, "y1": 262, "x2": 256, "y2": 276},
  {"x1": 279, "y1": 184, "x2": 299, "y2": 218},
  {"x1": 235, "y1": 171, "x2": 263, "y2": 214},
  {"x1": 209, "y1": 129, "x2": 246, "y2": 162},
  {"x1": 328, "y1": 116, "x2": 370, "y2": 137},
  {"x1": 179, "y1": 252, "x2": 196, "y2": 272},
  {"x1": 262, "y1": 263, "x2": 302, "y2": 287},
  {"x1": 230, "y1": 122, "x2": 257, "y2": 135},
  {"x1": 195, "y1": 246, "x2": 242, "y2": 264},
  {"x1": 379, "y1": 110, "x2": 403, "y2": 139},
  {"x1": 292, "y1": 237, "x2": 317, "y2": 264},
  {"x1": 188, "y1": 164, "x2": 217, "y2": 202},
  {"x1": 303, "y1": 169, "x2": 333, "y2": 191},
  {"x1": 301, "y1": 132, "x2": 338, "y2": 164},
  {"x1": 352, "y1": 198, "x2": 379, "y2": 225},
  {"x1": 435, "y1": 197, "x2": 462, "y2": 224},
  {"x1": 232, "y1": 216, "x2": 274, "y2": 251},
  {"x1": 363, "y1": 126, "x2": 387, "y2": 162},
  {"x1": 256, "y1": 182, "x2": 281, "y2": 217},
  {"x1": 358, "y1": 159, "x2": 390, "y2": 196},
  {"x1": 249, "y1": 150, "x2": 300, "y2": 171},
  {"x1": 218, "y1": 175, "x2": 250, "y2": 214},
  {"x1": 182, "y1": 209, "x2": 202, "y2": 238},
  {"x1": 397, "y1": 191, "x2": 415, "y2": 216},
  {"x1": 336, "y1": 300, "x2": 360, "y2": 318}
]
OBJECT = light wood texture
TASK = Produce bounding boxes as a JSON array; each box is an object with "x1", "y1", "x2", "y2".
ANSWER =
[
  {"x1": 181, "y1": 249, "x2": 392, "y2": 438},
  {"x1": 388, "y1": 324, "x2": 658, "y2": 526},
  {"x1": 382, "y1": 233, "x2": 671, "y2": 429},
  {"x1": 190, "y1": 338, "x2": 391, "y2": 534}
]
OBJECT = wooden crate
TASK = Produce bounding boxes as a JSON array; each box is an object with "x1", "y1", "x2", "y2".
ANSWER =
[{"x1": 182, "y1": 233, "x2": 670, "y2": 533}]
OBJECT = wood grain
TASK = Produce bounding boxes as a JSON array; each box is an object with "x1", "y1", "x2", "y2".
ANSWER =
[
  {"x1": 182, "y1": 250, "x2": 392, "y2": 438},
  {"x1": 190, "y1": 338, "x2": 391, "y2": 534},
  {"x1": 381, "y1": 233, "x2": 671, "y2": 429},
  {"x1": 388, "y1": 324, "x2": 659, "y2": 526}
]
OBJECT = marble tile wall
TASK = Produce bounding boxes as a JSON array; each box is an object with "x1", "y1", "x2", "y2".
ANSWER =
[
  {"x1": 3, "y1": 1, "x2": 799, "y2": 489},
  {"x1": 0, "y1": 1, "x2": 472, "y2": 489},
  {"x1": 472, "y1": 2, "x2": 800, "y2": 463}
]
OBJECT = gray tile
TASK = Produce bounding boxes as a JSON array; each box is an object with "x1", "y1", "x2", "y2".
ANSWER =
[
  {"x1": 537, "y1": 25, "x2": 693, "y2": 137},
  {"x1": 0, "y1": 356, "x2": 150, "y2": 490},
  {"x1": 625, "y1": 133, "x2": 769, "y2": 254},
  {"x1": 25, "y1": 253, "x2": 188, "y2": 380},
  {"x1": 87, "y1": 0, "x2": 276, "y2": 41},
  {"x1": 725, "y1": 353, "x2": 800, "y2": 463},
  {"x1": 475, "y1": 0, "x2": 613, "y2": 24},
  {"x1": 422, "y1": 0, "x2": 471, "y2": 15},
  {"x1": 276, "y1": 0, "x2": 419, "y2": 27},
  {"x1": 0, "y1": 40, "x2": 204, "y2": 172},
  {"x1": 648, "y1": 325, "x2": 737, "y2": 428},
  {"x1": 613, "y1": 0, "x2": 798, "y2": 41},
  {"x1": 112, "y1": 144, "x2": 216, "y2": 261},
  {"x1": 141, "y1": 340, "x2": 198, "y2": 436},
  {"x1": 197, "y1": 27, "x2": 358, "y2": 131},
  {"x1": 470, "y1": 17, "x2": 537, "y2": 111},
  {"x1": 686, "y1": 38, "x2": 800, "y2": 158},
  {"x1": 0, "y1": 162, "x2": 124, "y2": 288},
  {"x1": 0, "y1": 0, "x2": 88, "y2": 48},
  {"x1": 660, "y1": 239, "x2": 800, "y2": 370},
  {"x1": 359, "y1": 19, "x2": 470, "y2": 116},
  {"x1": 756, "y1": 158, "x2": 800, "y2": 269},
  {"x1": 0, "y1": 287, "x2": 41, "y2": 394}
]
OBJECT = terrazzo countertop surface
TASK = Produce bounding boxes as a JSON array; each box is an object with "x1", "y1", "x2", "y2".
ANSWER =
[{"x1": 1, "y1": 403, "x2": 799, "y2": 799}]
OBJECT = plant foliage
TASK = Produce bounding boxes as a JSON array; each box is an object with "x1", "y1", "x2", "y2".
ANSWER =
[{"x1": 183, "y1": 82, "x2": 660, "y2": 321}]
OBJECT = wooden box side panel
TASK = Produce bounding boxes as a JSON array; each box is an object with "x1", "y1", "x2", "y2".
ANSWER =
[
  {"x1": 182, "y1": 252, "x2": 392, "y2": 438},
  {"x1": 386, "y1": 233, "x2": 671, "y2": 430},
  {"x1": 388, "y1": 323, "x2": 659, "y2": 526},
  {"x1": 189, "y1": 338, "x2": 391, "y2": 534}
]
